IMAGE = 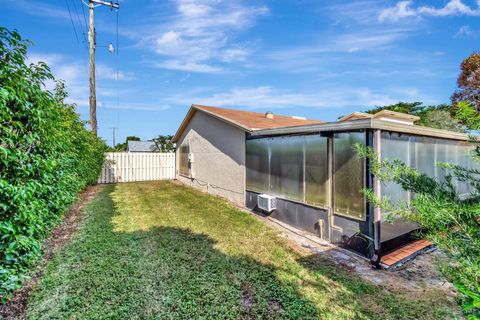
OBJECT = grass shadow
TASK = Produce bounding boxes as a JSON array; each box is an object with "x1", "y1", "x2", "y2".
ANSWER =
[
  {"x1": 23, "y1": 182, "x2": 459, "y2": 320},
  {"x1": 24, "y1": 184, "x2": 320, "y2": 319}
]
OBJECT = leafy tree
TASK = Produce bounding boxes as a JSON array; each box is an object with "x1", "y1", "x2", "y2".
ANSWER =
[
  {"x1": 355, "y1": 143, "x2": 480, "y2": 318},
  {"x1": 452, "y1": 52, "x2": 480, "y2": 111},
  {"x1": 452, "y1": 101, "x2": 480, "y2": 131},
  {"x1": 363, "y1": 101, "x2": 426, "y2": 115},
  {"x1": 362, "y1": 102, "x2": 465, "y2": 132},
  {"x1": 0, "y1": 27, "x2": 105, "y2": 300},
  {"x1": 152, "y1": 135, "x2": 175, "y2": 153},
  {"x1": 421, "y1": 109, "x2": 466, "y2": 133}
]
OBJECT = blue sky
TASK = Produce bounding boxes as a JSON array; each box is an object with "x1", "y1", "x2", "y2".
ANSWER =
[{"x1": 2, "y1": 0, "x2": 479, "y2": 145}]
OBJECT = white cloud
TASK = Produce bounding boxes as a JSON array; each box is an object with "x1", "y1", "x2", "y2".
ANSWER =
[
  {"x1": 97, "y1": 64, "x2": 135, "y2": 81},
  {"x1": 168, "y1": 86, "x2": 426, "y2": 110},
  {"x1": 103, "y1": 103, "x2": 171, "y2": 112},
  {"x1": 332, "y1": 30, "x2": 409, "y2": 51},
  {"x1": 379, "y1": 0, "x2": 480, "y2": 22},
  {"x1": 156, "y1": 60, "x2": 223, "y2": 73},
  {"x1": 177, "y1": 2, "x2": 211, "y2": 17},
  {"x1": 379, "y1": 1, "x2": 417, "y2": 22},
  {"x1": 143, "y1": 0, "x2": 268, "y2": 73},
  {"x1": 5, "y1": 0, "x2": 70, "y2": 19},
  {"x1": 27, "y1": 53, "x2": 136, "y2": 110},
  {"x1": 27, "y1": 53, "x2": 64, "y2": 66},
  {"x1": 220, "y1": 48, "x2": 251, "y2": 62},
  {"x1": 260, "y1": 29, "x2": 410, "y2": 73},
  {"x1": 326, "y1": 1, "x2": 386, "y2": 25},
  {"x1": 455, "y1": 25, "x2": 477, "y2": 37},
  {"x1": 418, "y1": 0, "x2": 478, "y2": 16}
]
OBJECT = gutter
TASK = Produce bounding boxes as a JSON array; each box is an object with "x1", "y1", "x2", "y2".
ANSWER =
[{"x1": 250, "y1": 118, "x2": 473, "y2": 141}]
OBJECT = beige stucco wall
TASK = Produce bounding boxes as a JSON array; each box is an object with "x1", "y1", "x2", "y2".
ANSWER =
[{"x1": 175, "y1": 111, "x2": 246, "y2": 205}]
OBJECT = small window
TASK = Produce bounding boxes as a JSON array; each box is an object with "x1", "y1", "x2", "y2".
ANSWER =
[{"x1": 179, "y1": 144, "x2": 190, "y2": 177}]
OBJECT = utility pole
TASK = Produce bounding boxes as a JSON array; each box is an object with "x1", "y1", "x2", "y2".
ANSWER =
[
  {"x1": 87, "y1": 0, "x2": 119, "y2": 136},
  {"x1": 89, "y1": 0, "x2": 96, "y2": 136},
  {"x1": 110, "y1": 126, "x2": 118, "y2": 147}
]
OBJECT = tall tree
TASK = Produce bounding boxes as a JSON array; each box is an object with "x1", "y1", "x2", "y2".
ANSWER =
[
  {"x1": 362, "y1": 102, "x2": 465, "y2": 132},
  {"x1": 452, "y1": 52, "x2": 480, "y2": 111},
  {"x1": 452, "y1": 101, "x2": 480, "y2": 131},
  {"x1": 363, "y1": 101, "x2": 426, "y2": 115},
  {"x1": 421, "y1": 109, "x2": 466, "y2": 133},
  {"x1": 152, "y1": 135, "x2": 175, "y2": 153}
]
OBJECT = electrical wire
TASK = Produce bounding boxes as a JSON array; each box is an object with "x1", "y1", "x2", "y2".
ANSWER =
[
  {"x1": 71, "y1": 0, "x2": 87, "y2": 43},
  {"x1": 65, "y1": 0, "x2": 80, "y2": 44},
  {"x1": 80, "y1": 0, "x2": 89, "y2": 47}
]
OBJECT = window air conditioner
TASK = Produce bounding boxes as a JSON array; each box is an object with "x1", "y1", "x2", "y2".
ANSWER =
[{"x1": 257, "y1": 194, "x2": 277, "y2": 212}]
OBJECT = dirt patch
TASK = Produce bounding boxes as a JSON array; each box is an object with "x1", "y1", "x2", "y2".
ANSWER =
[
  {"x1": 240, "y1": 283, "x2": 254, "y2": 311},
  {"x1": 267, "y1": 300, "x2": 283, "y2": 313},
  {"x1": 0, "y1": 185, "x2": 101, "y2": 320},
  {"x1": 247, "y1": 213, "x2": 458, "y2": 296}
]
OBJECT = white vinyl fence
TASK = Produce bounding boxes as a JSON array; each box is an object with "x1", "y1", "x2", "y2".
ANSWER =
[{"x1": 98, "y1": 152, "x2": 176, "y2": 183}]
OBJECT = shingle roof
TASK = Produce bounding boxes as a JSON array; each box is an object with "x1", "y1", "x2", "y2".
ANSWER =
[
  {"x1": 127, "y1": 140, "x2": 157, "y2": 152},
  {"x1": 173, "y1": 104, "x2": 325, "y2": 142}
]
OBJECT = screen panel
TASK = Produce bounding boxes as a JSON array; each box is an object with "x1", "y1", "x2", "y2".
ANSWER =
[
  {"x1": 269, "y1": 136, "x2": 304, "y2": 202},
  {"x1": 457, "y1": 142, "x2": 474, "y2": 196},
  {"x1": 435, "y1": 138, "x2": 452, "y2": 183},
  {"x1": 333, "y1": 131, "x2": 366, "y2": 220},
  {"x1": 412, "y1": 136, "x2": 436, "y2": 177},
  {"x1": 305, "y1": 135, "x2": 328, "y2": 207},
  {"x1": 381, "y1": 132, "x2": 410, "y2": 207},
  {"x1": 246, "y1": 134, "x2": 329, "y2": 208},
  {"x1": 245, "y1": 139, "x2": 270, "y2": 193},
  {"x1": 381, "y1": 132, "x2": 477, "y2": 201}
]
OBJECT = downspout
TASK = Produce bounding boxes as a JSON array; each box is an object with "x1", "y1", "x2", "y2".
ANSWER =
[{"x1": 371, "y1": 129, "x2": 382, "y2": 268}]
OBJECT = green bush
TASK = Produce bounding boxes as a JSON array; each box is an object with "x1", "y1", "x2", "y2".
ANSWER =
[
  {"x1": 356, "y1": 142, "x2": 480, "y2": 319},
  {"x1": 0, "y1": 27, "x2": 106, "y2": 301}
]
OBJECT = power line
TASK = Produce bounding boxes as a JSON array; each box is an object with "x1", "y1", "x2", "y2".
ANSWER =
[
  {"x1": 71, "y1": 0, "x2": 87, "y2": 43},
  {"x1": 65, "y1": 0, "x2": 80, "y2": 44},
  {"x1": 80, "y1": 0, "x2": 89, "y2": 33},
  {"x1": 79, "y1": 0, "x2": 90, "y2": 46}
]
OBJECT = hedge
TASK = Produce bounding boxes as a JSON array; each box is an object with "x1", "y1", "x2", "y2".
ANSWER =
[
  {"x1": 356, "y1": 143, "x2": 480, "y2": 319},
  {"x1": 0, "y1": 27, "x2": 106, "y2": 300}
]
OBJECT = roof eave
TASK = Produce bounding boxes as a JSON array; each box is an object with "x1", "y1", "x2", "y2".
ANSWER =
[
  {"x1": 172, "y1": 105, "x2": 252, "y2": 143},
  {"x1": 250, "y1": 118, "x2": 474, "y2": 141},
  {"x1": 172, "y1": 107, "x2": 197, "y2": 143},
  {"x1": 192, "y1": 104, "x2": 252, "y2": 132}
]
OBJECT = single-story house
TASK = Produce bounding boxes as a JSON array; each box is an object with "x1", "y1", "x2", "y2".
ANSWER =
[
  {"x1": 172, "y1": 104, "x2": 477, "y2": 265},
  {"x1": 127, "y1": 140, "x2": 157, "y2": 152}
]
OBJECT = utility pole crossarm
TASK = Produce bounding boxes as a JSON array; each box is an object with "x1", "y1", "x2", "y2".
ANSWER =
[{"x1": 91, "y1": 0, "x2": 119, "y2": 9}]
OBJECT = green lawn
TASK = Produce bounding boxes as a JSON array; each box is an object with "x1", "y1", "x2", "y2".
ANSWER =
[{"x1": 24, "y1": 181, "x2": 459, "y2": 319}]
